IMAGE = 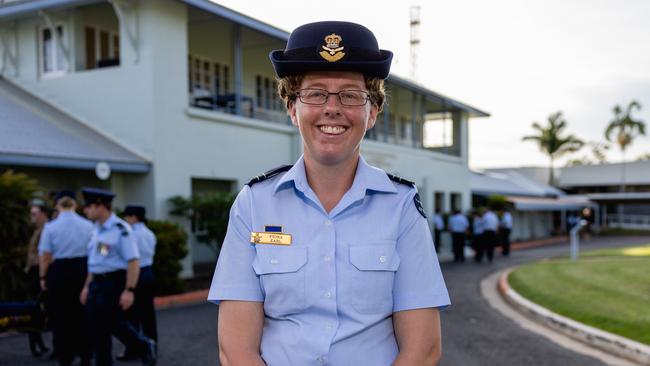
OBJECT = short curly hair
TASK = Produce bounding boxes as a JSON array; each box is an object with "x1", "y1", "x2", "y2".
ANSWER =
[{"x1": 277, "y1": 75, "x2": 386, "y2": 112}]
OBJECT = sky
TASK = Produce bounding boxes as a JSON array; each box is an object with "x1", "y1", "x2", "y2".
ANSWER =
[{"x1": 214, "y1": 0, "x2": 650, "y2": 169}]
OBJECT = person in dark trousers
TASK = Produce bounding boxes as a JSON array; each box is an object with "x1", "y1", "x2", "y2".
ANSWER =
[
  {"x1": 117, "y1": 205, "x2": 158, "y2": 361},
  {"x1": 39, "y1": 191, "x2": 93, "y2": 366},
  {"x1": 448, "y1": 210, "x2": 469, "y2": 262},
  {"x1": 432, "y1": 208, "x2": 445, "y2": 253},
  {"x1": 26, "y1": 202, "x2": 50, "y2": 357},
  {"x1": 471, "y1": 210, "x2": 485, "y2": 263},
  {"x1": 480, "y1": 207, "x2": 499, "y2": 263},
  {"x1": 79, "y1": 188, "x2": 157, "y2": 366},
  {"x1": 499, "y1": 209, "x2": 513, "y2": 256}
]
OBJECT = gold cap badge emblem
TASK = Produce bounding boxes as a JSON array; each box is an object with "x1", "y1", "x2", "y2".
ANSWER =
[{"x1": 319, "y1": 33, "x2": 346, "y2": 62}]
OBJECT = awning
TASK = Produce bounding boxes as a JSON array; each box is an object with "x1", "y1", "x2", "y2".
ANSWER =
[
  {"x1": 505, "y1": 196, "x2": 595, "y2": 211},
  {"x1": 0, "y1": 78, "x2": 150, "y2": 173}
]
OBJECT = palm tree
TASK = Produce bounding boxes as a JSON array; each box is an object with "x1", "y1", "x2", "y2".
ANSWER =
[
  {"x1": 605, "y1": 100, "x2": 646, "y2": 192},
  {"x1": 522, "y1": 111, "x2": 584, "y2": 185}
]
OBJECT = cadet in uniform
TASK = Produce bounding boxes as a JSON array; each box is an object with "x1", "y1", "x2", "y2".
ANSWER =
[
  {"x1": 117, "y1": 205, "x2": 158, "y2": 361},
  {"x1": 209, "y1": 21, "x2": 450, "y2": 365},
  {"x1": 79, "y1": 188, "x2": 156, "y2": 366},
  {"x1": 480, "y1": 207, "x2": 499, "y2": 262},
  {"x1": 499, "y1": 209, "x2": 513, "y2": 256},
  {"x1": 38, "y1": 190, "x2": 92, "y2": 365},
  {"x1": 448, "y1": 210, "x2": 469, "y2": 262}
]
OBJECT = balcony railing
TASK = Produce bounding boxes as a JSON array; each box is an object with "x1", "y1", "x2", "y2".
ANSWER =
[{"x1": 606, "y1": 214, "x2": 650, "y2": 229}]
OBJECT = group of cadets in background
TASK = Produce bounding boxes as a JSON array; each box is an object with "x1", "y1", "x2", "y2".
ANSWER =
[
  {"x1": 433, "y1": 207, "x2": 513, "y2": 263},
  {"x1": 26, "y1": 188, "x2": 158, "y2": 366}
]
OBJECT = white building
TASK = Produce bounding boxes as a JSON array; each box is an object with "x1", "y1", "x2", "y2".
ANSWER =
[
  {"x1": 0, "y1": 0, "x2": 488, "y2": 276},
  {"x1": 471, "y1": 169, "x2": 593, "y2": 241}
]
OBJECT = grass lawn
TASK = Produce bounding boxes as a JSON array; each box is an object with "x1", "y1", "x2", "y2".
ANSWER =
[{"x1": 508, "y1": 244, "x2": 650, "y2": 345}]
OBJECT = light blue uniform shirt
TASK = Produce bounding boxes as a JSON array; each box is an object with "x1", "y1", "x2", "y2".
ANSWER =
[
  {"x1": 131, "y1": 222, "x2": 156, "y2": 267},
  {"x1": 38, "y1": 211, "x2": 93, "y2": 259},
  {"x1": 448, "y1": 213, "x2": 470, "y2": 233},
  {"x1": 87, "y1": 213, "x2": 140, "y2": 274},
  {"x1": 209, "y1": 156, "x2": 450, "y2": 366},
  {"x1": 482, "y1": 211, "x2": 499, "y2": 231},
  {"x1": 473, "y1": 216, "x2": 485, "y2": 235}
]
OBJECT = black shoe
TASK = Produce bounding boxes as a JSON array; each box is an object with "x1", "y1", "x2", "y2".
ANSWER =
[
  {"x1": 117, "y1": 349, "x2": 140, "y2": 361},
  {"x1": 141, "y1": 339, "x2": 157, "y2": 366}
]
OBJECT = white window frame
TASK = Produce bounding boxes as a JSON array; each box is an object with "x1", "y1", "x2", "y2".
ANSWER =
[{"x1": 39, "y1": 23, "x2": 68, "y2": 78}]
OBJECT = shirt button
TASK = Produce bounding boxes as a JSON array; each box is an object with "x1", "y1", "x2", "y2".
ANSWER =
[
  {"x1": 324, "y1": 220, "x2": 332, "y2": 226},
  {"x1": 379, "y1": 255, "x2": 387, "y2": 263},
  {"x1": 324, "y1": 255, "x2": 331, "y2": 262},
  {"x1": 324, "y1": 291, "x2": 332, "y2": 298},
  {"x1": 270, "y1": 258, "x2": 279, "y2": 264}
]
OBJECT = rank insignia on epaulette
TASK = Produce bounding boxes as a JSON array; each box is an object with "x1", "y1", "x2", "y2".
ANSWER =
[{"x1": 251, "y1": 225, "x2": 292, "y2": 245}]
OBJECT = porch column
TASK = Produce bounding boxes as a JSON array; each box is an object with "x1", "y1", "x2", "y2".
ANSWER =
[{"x1": 233, "y1": 24, "x2": 243, "y2": 116}]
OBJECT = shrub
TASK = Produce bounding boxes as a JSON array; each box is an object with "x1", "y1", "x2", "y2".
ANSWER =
[
  {"x1": 0, "y1": 170, "x2": 39, "y2": 301},
  {"x1": 168, "y1": 192, "x2": 235, "y2": 256},
  {"x1": 148, "y1": 220, "x2": 188, "y2": 296}
]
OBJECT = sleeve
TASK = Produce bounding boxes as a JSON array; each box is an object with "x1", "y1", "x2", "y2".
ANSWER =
[
  {"x1": 119, "y1": 225, "x2": 140, "y2": 261},
  {"x1": 140, "y1": 228, "x2": 157, "y2": 259},
  {"x1": 38, "y1": 224, "x2": 52, "y2": 255},
  {"x1": 393, "y1": 189, "x2": 451, "y2": 312},
  {"x1": 208, "y1": 186, "x2": 263, "y2": 304}
]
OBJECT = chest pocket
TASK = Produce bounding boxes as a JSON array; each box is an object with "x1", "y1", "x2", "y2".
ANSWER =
[
  {"x1": 253, "y1": 246, "x2": 308, "y2": 317},
  {"x1": 349, "y1": 243, "x2": 400, "y2": 314}
]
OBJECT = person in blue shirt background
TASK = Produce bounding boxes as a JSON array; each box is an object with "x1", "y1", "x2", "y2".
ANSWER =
[
  {"x1": 209, "y1": 21, "x2": 450, "y2": 366},
  {"x1": 79, "y1": 188, "x2": 156, "y2": 366},
  {"x1": 38, "y1": 190, "x2": 93, "y2": 366},
  {"x1": 116, "y1": 205, "x2": 158, "y2": 361}
]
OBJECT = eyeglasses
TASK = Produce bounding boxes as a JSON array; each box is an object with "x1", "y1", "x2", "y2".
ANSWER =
[{"x1": 296, "y1": 88, "x2": 370, "y2": 106}]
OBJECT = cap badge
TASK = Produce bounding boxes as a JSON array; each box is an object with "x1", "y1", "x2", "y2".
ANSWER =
[{"x1": 319, "y1": 33, "x2": 346, "y2": 62}]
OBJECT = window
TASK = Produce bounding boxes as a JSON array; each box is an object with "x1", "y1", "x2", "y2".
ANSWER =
[
  {"x1": 41, "y1": 25, "x2": 67, "y2": 75},
  {"x1": 400, "y1": 117, "x2": 410, "y2": 140},
  {"x1": 424, "y1": 112, "x2": 453, "y2": 148},
  {"x1": 84, "y1": 26, "x2": 120, "y2": 70},
  {"x1": 223, "y1": 65, "x2": 230, "y2": 93},
  {"x1": 255, "y1": 75, "x2": 281, "y2": 111},
  {"x1": 434, "y1": 191, "x2": 445, "y2": 213},
  {"x1": 256, "y1": 75, "x2": 262, "y2": 107},
  {"x1": 450, "y1": 192, "x2": 462, "y2": 212}
]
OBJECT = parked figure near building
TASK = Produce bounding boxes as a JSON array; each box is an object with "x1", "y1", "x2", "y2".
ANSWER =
[
  {"x1": 25, "y1": 202, "x2": 50, "y2": 357},
  {"x1": 116, "y1": 205, "x2": 158, "y2": 362},
  {"x1": 449, "y1": 210, "x2": 469, "y2": 262},
  {"x1": 79, "y1": 188, "x2": 157, "y2": 366},
  {"x1": 499, "y1": 209, "x2": 513, "y2": 256},
  {"x1": 480, "y1": 207, "x2": 499, "y2": 263},
  {"x1": 38, "y1": 191, "x2": 93, "y2": 366},
  {"x1": 210, "y1": 21, "x2": 450, "y2": 365},
  {"x1": 432, "y1": 208, "x2": 445, "y2": 253},
  {"x1": 471, "y1": 210, "x2": 485, "y2": 262}
]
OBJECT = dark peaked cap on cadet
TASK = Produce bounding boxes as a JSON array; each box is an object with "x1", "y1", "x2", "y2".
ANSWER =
[
  {"x1": 123, "y1": 205, "x2": 146, "y2": 221},
  {"x1": 81, "y1": 187, "x2": 115, "y2": 206},
  {"x1": 54, "y1": 189, "x2": 76, "y2": 202},
  {"x1": 269, "y1": 21, "x2": 393, "y2": 79}
]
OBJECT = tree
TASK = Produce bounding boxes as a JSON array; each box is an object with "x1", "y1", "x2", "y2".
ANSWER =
[
  {"x1": 604, "y1": 100, "x2": 646, "y2": 192},
  {"x1": 522, "y1": 111, "x2": 584, "y2": 185},
  {"x1": 0, "y1": 170, "x2": 39, "y2": 301},
  {"x1": 564, "y1": 141, "x2": 610, "y2": 167},
  {"x1": 636, "y1": 152, "x2": 650, "y2": 161},
  {"x1": 148, "y1": 220, "x2": 188, "y2": 295},
  {"x1": 169, "y1": 192, "x2": 235, "y2": 256}
]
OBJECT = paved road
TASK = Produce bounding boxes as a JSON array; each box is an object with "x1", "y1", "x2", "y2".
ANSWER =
[{"x1": 1, "y1": 235, "x2": 648, "y2": 365}]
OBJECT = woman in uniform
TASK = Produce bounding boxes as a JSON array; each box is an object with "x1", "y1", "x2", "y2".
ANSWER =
[{"x1": 209, "y1": 21, "x2": 450, "y2": 366}]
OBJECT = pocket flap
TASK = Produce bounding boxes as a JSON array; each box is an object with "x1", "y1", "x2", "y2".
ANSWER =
[
  {"x1": 253, "y1": 246, "x2": 308, "y2": 275},
  {"x1": 349, "y1": 244, "x2": 400, "y2": 271}
]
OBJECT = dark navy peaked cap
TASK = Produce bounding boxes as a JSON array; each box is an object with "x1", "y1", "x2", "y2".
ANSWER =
[
  {"x1": 270, "y1": 21, "x2": 393, "y2": 79},
  {"x1": 123, "y1": 205, "x2": 146, "y2": 220},
  {"x1": 81, "y1": 187, "x2": 115, "y2": 206},
  {"x1": 54, "y1": 189, "x2": 76, "y2": 202}
]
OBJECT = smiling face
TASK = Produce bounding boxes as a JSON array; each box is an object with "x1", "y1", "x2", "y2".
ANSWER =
[{"x1": 289, "y1": 71, "x2": 378, "y2": 167}]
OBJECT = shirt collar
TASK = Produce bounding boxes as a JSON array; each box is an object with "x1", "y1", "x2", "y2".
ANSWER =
[
  {"x1": 274, "y1": 155, "x2": 398, "y2": 195},
  {"x1": 98, "y1": 213, "x2": 118, "y2": 230}
]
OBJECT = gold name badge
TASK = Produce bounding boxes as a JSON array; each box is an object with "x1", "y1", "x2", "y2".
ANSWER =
[{"x1": 250, "y1": 232, "x2": 292, "y2": 245}]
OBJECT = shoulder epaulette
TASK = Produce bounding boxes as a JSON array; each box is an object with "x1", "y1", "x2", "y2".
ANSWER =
[
  {"x1": 115, "y1": 222, "x2": 129, "y2": 237},
  {"x1": 246, "y1": 165, "x2": 293, "y2": 187},
  {"x1": 386, "y1": 173, "x2": 416, "y2": 187},
  {"x1": 386, "y1": 173, "x2": 426, "y2": 218}
]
